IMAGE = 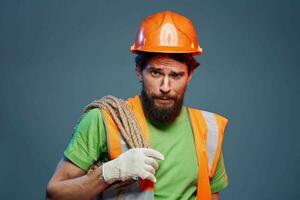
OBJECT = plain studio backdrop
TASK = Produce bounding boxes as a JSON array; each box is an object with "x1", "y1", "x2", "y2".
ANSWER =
[{"x1": 0, "y1": 0, "x2": 299, "y2": 199}]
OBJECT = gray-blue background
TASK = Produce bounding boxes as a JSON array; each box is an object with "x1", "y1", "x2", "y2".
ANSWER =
[{"x1": 0, "y1": 0, "x2": 299, "y2": 199}]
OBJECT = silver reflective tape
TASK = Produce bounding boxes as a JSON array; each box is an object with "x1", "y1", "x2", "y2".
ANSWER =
[
  {"x1": 121, "y1": 137, "x2": 129, "y2": 153},
  {"x1": 201, "y1": 111, "x2": 220, "y2": 174}
]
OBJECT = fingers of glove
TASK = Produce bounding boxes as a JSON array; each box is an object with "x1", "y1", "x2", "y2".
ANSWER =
[
  {"x1": 119, "y1": 149, "x2": 144, "y2": 163},
  {"x1": 142, "y1": 148, "x2": 165, "y2": 160},
  {"x1": 144, "y1": 157, "x2": 159, "y2": 170},
  {"x1": 140, "y1": 171, "x2": 157, "y2": 183},
  {"x1": 143, "y1": 164, "x2": 156, "y2": 175}
]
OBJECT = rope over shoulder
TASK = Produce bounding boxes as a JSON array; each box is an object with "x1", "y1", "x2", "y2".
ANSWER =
[
  {"x1": 80, "y1": 96, "x2": 150, "y2": 191},
  {"x1": 83, "y1": 95, "x2": 149, "y2": 149}
]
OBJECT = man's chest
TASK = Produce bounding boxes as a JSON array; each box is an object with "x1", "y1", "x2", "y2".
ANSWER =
[{"x1": 148, "y1": 120, "x2": 198, "y2": 198}]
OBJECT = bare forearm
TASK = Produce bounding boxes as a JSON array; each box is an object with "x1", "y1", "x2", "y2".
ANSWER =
[{"x1": 47, "y1": 167, "x2": 109, "y2": 200}]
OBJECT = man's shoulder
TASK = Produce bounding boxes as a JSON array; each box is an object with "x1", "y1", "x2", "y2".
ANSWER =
[
  {"x1": 84, "y1": 107, "x2": 100, "y2": 115},
  {"x1": 81, "y1": 108, "x2": 101, "y2": 121},
  {"x1": 74, "y1": 108, "x2": 103, "y2": 132}
]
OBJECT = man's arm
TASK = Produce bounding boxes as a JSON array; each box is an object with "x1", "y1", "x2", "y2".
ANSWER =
[
  {"x1": 47, "y1": 148, "x2": 164, "y2": 200},
  {"x1": 46, "y1": 158, "x2": 109, "y2": 200},
  {"x1": 212, "y1": 192, "x2": 219, "y2": 200}
]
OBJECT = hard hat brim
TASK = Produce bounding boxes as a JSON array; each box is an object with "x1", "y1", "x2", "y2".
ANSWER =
[{"x1": 130, "y1": 45, "x2": 203, "y2": 56}]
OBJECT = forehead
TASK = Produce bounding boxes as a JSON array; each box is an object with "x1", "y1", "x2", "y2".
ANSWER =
[{"x1": 146, "y1": 55, "x2": 188, "y2": 72}]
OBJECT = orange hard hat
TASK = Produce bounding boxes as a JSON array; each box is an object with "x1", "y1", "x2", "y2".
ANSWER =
[{"x1": 130, "y1": 10, "x2": 203, "y2": 56}]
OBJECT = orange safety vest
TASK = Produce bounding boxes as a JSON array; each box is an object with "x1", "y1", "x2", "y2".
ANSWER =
[{"x1": 100, "y1": 96, "x2": 228, "y2": 200}]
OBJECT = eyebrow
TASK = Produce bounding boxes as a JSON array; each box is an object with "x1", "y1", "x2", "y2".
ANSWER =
[
  {"x1": 147, "y1": 66, "x2": 185, "y2": 75},
  {"x1": 147, "y1": 66, "x2": 163, "y2": 72},
  {"x1": 170, "y1": 71, "x2": 185, "y2": 76}
]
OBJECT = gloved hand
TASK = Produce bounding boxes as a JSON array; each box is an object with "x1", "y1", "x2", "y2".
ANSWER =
[{"x1": 102, "y1": 148, "x2": 164, "y2": 184}]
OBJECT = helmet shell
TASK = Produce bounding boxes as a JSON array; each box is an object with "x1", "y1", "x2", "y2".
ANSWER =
[{"x1": 131, "y1": 10, "x2": 203, "y2": 56}]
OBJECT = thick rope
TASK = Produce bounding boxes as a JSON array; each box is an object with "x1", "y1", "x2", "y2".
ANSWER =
[
  {"x1": 78, "y1": 96, "x2": 150, "y2": 197},
  {"x1": 82, "y1": 96, "x2": 150, "y2": 192},
  {"x1": 83, "y1": 95, "x2": 149, "y2": 149}
]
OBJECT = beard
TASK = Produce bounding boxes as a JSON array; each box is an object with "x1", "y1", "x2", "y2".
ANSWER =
[{"x1": 140, "y1": 86, "x2": 185, "y2": 125}]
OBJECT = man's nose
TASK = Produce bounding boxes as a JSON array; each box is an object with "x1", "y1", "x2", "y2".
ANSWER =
[{"x1": 160, "y1": 76, "x2": 171, "y2": 94}]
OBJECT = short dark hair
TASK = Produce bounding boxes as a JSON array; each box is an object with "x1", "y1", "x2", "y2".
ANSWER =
[{"x1": 135, "y1": 52, "x2": 200, "y2": 74}]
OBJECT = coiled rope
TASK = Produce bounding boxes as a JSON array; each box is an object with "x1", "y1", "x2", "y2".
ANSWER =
[
  {"x1": 80, "y1": 96, "x2": 150, "y2": 198},
  {"x1": 83, "y1": 95, "x2": 149, "y2": 149},
  {"x1": 79, "y1": 95, "x2": 150, "y2": 190}
]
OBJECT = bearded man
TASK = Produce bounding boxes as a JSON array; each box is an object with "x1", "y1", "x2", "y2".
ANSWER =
[{"x1": 47, "y1": 10, "x2": 229, "y2": 200}]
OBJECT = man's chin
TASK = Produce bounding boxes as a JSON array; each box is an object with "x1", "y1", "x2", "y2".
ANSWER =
[{"x1": 141, "y1": 90, "x2": 184, "y2": 124}]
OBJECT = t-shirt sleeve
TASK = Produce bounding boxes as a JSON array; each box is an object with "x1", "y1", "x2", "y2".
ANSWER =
[
  {"x1": 64, "y1": 108, "x2": 108, "y2": 171},
  {"x1": 210, "y1": 151, "x2": 229, "y2": 193}
]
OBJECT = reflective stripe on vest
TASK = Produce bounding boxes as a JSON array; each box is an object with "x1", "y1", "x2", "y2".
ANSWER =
[
  {"x1": 200, "y1": 111, "x2": 228, "y2": 177},
  {"x1": 100, "y1": 96, "x2": 228, "y2": 200}
]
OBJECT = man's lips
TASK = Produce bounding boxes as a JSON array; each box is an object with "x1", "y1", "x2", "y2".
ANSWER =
[
  {"x1": 153, "y1": 95, "x2": 175, "y2": 100},
  {"x1": 157, "y1": 98, "x2": 172, "y2": 101},
  {"x1": 155, "y1": 98, "x2": 174, "y2": 104}
]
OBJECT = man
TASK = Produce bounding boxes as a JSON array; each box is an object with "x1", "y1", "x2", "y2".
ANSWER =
[{"x1": 47, "y1": 10, "x2": 229, "y2": 200}]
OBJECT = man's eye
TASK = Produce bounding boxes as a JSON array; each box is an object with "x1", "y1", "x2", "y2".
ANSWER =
[
  {"x1": 171, "y1": 73, "x2": 181, "y2": 79},
  {"x1": 151, "y1": 71, "x2": 160, "y2": 77}
]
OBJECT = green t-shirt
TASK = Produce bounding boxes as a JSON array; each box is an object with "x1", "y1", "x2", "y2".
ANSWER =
[{"x1": 64, "y1": 107, "x2": 229, "y2": 199}]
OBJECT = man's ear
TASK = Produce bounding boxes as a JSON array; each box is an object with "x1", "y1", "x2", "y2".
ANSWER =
[{"x1": 135, "y1": 66, "x2": 143, "y2": 82}]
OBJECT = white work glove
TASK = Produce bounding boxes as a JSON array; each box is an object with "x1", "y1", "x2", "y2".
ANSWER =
[{"x1": 102, "y1": 148, "x2": 164, "y2": 184}]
